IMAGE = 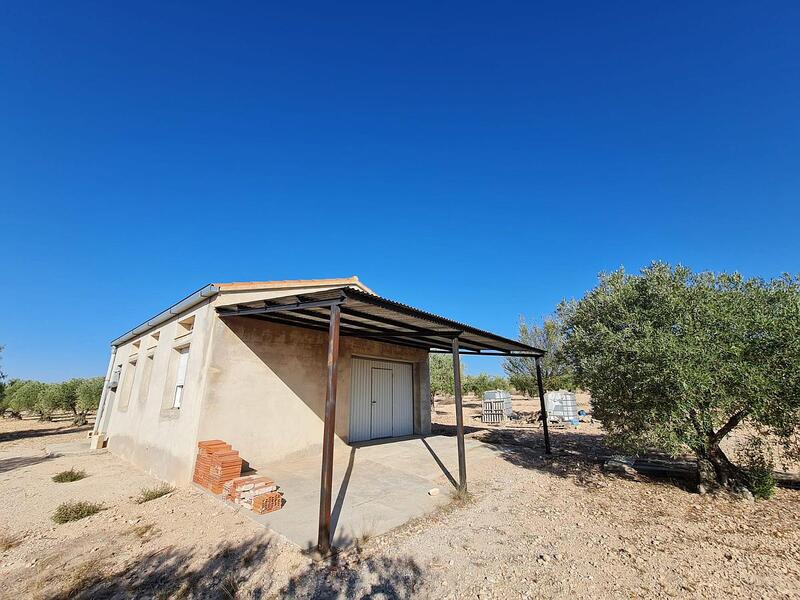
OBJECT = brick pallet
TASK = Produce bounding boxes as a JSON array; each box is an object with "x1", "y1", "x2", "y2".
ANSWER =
[
  {"x1": 193, "y1": 441, "x2": 283, "y2": 514},
  {"x1": 209, "y1": 450, "x2": 242, "y2": 493},
  {"x1": 192, "y1": 440, "x2": 241, "y2": 493},
  {"x1": 192, "y1": 440, "x2": 231, "y2": 488}
]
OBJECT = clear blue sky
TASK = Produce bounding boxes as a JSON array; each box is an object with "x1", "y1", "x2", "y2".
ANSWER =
[{"x1": 2, "y1": 2, "x2": 799, "y2": 381}]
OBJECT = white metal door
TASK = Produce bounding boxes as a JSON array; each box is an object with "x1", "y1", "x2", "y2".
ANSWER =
[
  {"x1": 370, "y1": 368, "x2": 393, "y2": 439},
  {"x1": 390, "y1": 361, "x2": 414, "y2": 437},
  {"x1": 350, "y1": 358, "x2": 414, "y2": 442}
]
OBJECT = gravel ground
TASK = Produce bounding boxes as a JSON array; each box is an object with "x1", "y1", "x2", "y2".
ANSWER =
[{"x1": 1, "y1": 411, "x2": 798, "y2": 599}]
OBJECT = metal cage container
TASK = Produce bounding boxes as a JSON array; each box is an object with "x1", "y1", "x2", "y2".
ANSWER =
[{"x1": 482, "y1": 390, "x2": 512, "y2": 423}]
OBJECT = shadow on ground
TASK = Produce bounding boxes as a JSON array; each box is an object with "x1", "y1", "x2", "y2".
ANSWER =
[
  {"x1": 0, "y1": 453, "x2": 57, "y2": 474},
  {"x1": 479, "y1": 428, "x2": 614, "y2": 488},
  {"x1": 434, "y1": 422, "x2": 702, "y2": 491},
  {"x1": 43, "y1": 535, "x2": 423, "y2": 600},
  {"x1": 430, "y1": 422, "x2": 488, "y2": 437},
  {"x1": 0, "y1": 423, "x2": 91, "y2": 444},
  {"x1": 284, "y1": 551, "x2": 423, "y2": 599}
]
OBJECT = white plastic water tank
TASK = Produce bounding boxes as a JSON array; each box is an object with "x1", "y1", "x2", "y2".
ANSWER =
[
  {"x1": 544, "y1": 391, "x2": 577, "y2": 422},
  {"x1": 483, "y1": 390, "x2": 512, "y2": 415}
]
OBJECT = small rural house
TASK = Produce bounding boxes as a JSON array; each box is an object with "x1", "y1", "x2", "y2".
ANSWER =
[{"x1": 92, "y1": 277, "x2": 544, "y2": 552}]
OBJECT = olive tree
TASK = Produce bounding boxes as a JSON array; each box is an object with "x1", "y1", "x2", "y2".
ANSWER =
[
  {"x1": 559, "y1": 263, "x2": 800, "y2": 496},
  {"x1": 8, "y1": 380, "x2": 47, "y2": 418},
  {"x1": 503, "y1": 316, "x2": 574, "y2": 396},
  {"x1": 3, "y1": 379, "x2": 27, "y2": 418},
  {"x1": 75, "y1": 377, "x2": 104, "y2": 426},
  {"x1": 429, "y1": 353, "x2": 455, "y2": 404},
  {"x1": 38, "y1": 384, "x2": 64, "y2": 420},
  {"x1": 59, "y1": 378, "x2": 84, "y2": 416},
  {"x1": 37, "y1": 379, "x2": 85, "y2": 422},
  {"x1": 462, "y1": 373, "x2": 509, "y2": 397}
]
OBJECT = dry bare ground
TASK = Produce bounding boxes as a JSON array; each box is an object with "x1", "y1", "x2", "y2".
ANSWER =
[{"x1": 1, "y1": 406, "x2": 799, "y2": 599}]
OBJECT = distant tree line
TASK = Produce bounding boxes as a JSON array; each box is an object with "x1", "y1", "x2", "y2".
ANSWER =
[
  {"x1": 503, "y1": 316, "x2": 574, "y2": 395},
  {"x1": 428, "y1": 353, "x2": 550, "y2": 400},
  {"x1": 428, "y1": 315, "x2": 576, "y2": 402},
  {"x1": 0, "y1": 348, "x2": 104, "y2": 426}
]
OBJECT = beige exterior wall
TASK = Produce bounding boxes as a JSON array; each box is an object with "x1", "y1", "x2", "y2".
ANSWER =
[
  {"x1": 102, "y1": 300, "x2": 216, "y2": 484},
  {"x1": 101, "y1": 283, "x2": 432, "y2": 484},
  {"x1": 195, "y1": 316, "x2": 431, "y2": 470}
]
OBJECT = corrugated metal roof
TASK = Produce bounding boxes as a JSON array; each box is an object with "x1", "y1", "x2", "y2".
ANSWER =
[
  {"x1": 216, "y1": 287, "x2": 543, "y2": 356},
  {"x1": 109, "y1": 277, "x2": 374, "y2": 347}
]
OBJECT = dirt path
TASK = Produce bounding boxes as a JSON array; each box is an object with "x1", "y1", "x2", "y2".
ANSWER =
[{"x1": 1, "y1": 414, "x2": 798, "y2": 599}]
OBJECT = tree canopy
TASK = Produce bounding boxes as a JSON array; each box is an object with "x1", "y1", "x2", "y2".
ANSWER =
[
  {"x1": 1, "y1": 375, "x2": 104, "y2": 424},
  {"x1": 428, "y1": 354, "x2": 508, "y2": 400},
  {"x1": 429, "y1": 353, "x2": 456, "y2": 398},
  {"x1": 502, "y1": 316, "x2": 574, "y2": 396},
  {"x1": 559, "y1": 262, "x2": 800, "y2": 496}
]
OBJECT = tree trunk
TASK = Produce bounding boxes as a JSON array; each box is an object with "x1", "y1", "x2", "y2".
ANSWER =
[
  {"x1": 696, "y1": 442, "x2": 744, "y2": 489},
  {"x1": 692, "y1": 409, "x2": 750, "y2": 490}
]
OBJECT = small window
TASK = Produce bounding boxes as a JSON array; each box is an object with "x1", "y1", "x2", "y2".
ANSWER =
[
  {"x1": 176, "y1": 316, "x2": 195, "y2": 338},
  {"x1": 118, "y1": 359, "x2": 137, "y2": 410},
  {"x1": 137, "y1": 353, "x2": 155, "y2": 404},
  {"x1": 172, "y1": 347, "x2": 190, "y2": 409},
  {"x1": 130, "y1": 340, "x2": 141, "y2": 357},
  {"x1": 147, "y1": 331, "x2": 160, "y2": 350}
]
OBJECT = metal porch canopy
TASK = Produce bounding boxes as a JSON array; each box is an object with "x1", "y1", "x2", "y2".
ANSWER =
[
  {"x1": 216, "y1": 287, "x2": 550, "y2": 556},
  {"x1": 216, "y1": 287, "x2": 545, "y2": 357}
]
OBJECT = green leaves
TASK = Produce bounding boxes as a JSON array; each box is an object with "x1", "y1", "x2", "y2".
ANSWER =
[
  {"x1": 1, "y1": 376, "x2": 105, "y2": 419},
  {"x1": 76, "y1": 377, "x2": 105, "y2": 412},
  {"x1": 560, "y1": 262, "x2": 800, "y2": 471},
  {"x1": 429, "y1": 353, "x2": 456, "y2": 396},
  {"x1": 429, "y1": 354, "x2": 509, "y2": 397},
  {"x1": 503, "y1": 315, "x2": 574, "y2": 395}
]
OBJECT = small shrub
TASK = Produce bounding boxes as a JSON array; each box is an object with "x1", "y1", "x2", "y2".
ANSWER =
[
  {"x1": 746, "y1": 466, "x2": 776, "y2": 500},
  {"x1": 135, "y1": 483, "x2": 175, "y2": 504},
  {"x1": 52, "y1": 501, "x2": 103, "y2": 524},
  {"x1": 737, "y1": 437, "x2": 777, "y2": 500},
  {"x1": 52, "y1": 468, "x2": 87, "y2": 483}
]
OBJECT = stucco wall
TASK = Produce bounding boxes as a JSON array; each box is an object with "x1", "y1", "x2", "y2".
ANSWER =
[
  {"x1": 103, "y1": 301, "x2": 215, "y2": 484},
  {"x1": 100, "y1": 283, "x2": 433, "y2": 484},
  {"x1": 195, "y1": 316, "x2": 431, "y2": 471}
]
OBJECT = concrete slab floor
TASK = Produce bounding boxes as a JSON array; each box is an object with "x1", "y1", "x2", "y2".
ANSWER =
[{"x1": 205, "y1": 435, "x2": 501, "y2": 550}]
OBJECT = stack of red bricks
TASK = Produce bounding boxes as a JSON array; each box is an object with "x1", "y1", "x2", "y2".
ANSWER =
[
  {"x1": 209, "y1": 450, "x2": 243, "y2": 494},
  {"x1": 222, "y1": 474, "x2": 284, "y2": 514},
  {"x1": 193, "y1": 440, "x2": 242, "y2": 494}
]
